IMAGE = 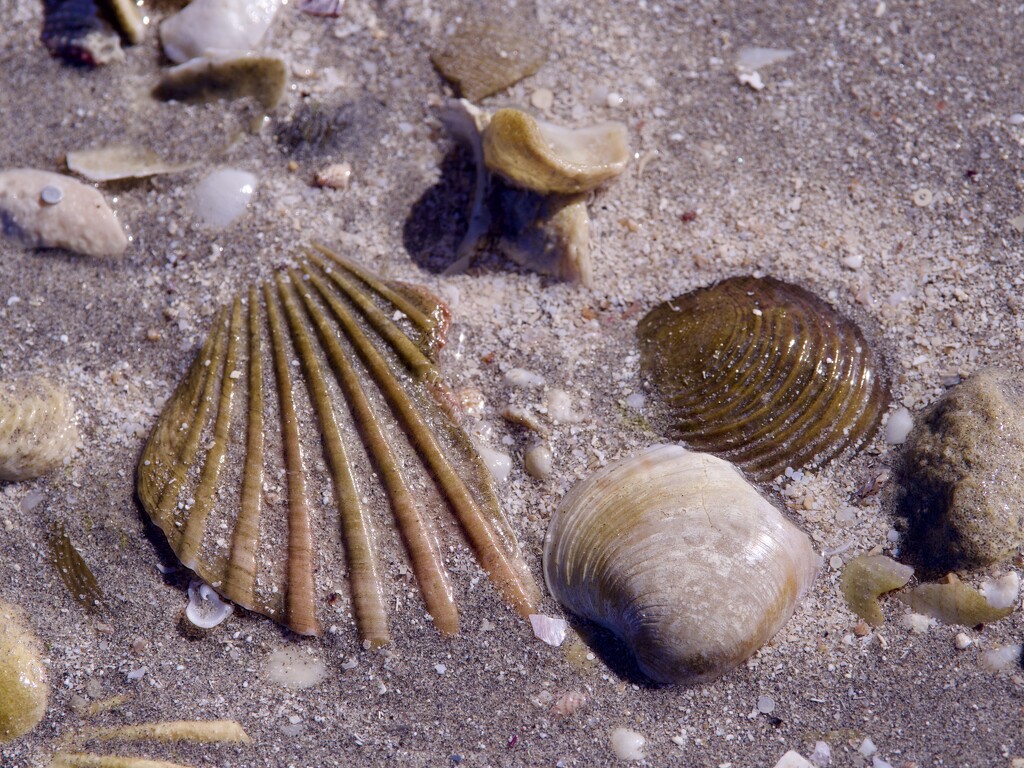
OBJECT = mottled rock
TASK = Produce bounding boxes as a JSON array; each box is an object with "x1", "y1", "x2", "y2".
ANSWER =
[
  {"x1": 893, "y1": 368, "x2": 1024, "y2": 570},
  {"x1": 0, "y1": 169, "x2": 127, "y2": 258}
]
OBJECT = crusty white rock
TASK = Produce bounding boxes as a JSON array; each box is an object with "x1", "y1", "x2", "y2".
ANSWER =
[{"x1": 0, "y1": 169, "x2": 127, "y2": 258}]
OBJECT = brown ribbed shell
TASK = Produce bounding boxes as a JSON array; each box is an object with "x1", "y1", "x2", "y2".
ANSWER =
[
  {"x1": 638, "y1": 276, "x2": 889, "y2": 481},
  {"x1": 138, "y1": 246, "x2": 539, "y2": 643}
]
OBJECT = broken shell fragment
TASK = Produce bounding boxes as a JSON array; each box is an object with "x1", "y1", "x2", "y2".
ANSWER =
[
  {"x1": 153, "y1": 55, "x2": 287, "y2": 110},
  {"x1": 185, "y1": 580, "x2": 233, "y2": 629},
  {"x1": 0, "y1": 169, "x2": 127, "y2": 259},
  {"x1": 137, "y1": 246, "x2": 539, "y2": 643},
  {"x1": 66, "y1": 146, "x2": 194, "y2": 183},
  {"x1": 544, "y1": 445, "x2": 820, "y2": 685},
  {"x1": 431, "y1": 8, "x2": 548, "y2": 102},
  {"x1": 839, "y1": 554, "x2": 914, "y2": 626},
  {"x1": 159, "y1": 0, "x2": 282, "y2": 63},
  {"x1": 898, "y1": 573, "x2": 1016, "y2": 626},
  {"x1": 0, "y1": 377, "x2": 79, "y2": 481},
  {"x1": 638, "y1": 276, "x2": 889, "y2": 481},
  {"x1": 0, "y1": 600, "x2": 48, "y2": 743},
  {"x1": 495, "y1": 192, "x2": 592, "y2": 286},
  {"x1": 483, "y1": 108, "x2": 630, "y2": 195}
]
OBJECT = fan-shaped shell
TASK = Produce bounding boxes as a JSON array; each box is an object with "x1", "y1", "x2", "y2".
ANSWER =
[
  {"x1": 138, "y1": 246, "x2": 539, "y2": 643},
  {"x1": 637, "y1": 276, "x2": 889, "y2": 481},
  {"x1": 0, "y1": 376, "x2": 78, "y2": 482},
  {"x1": 543, "y1": 445, "x2": 820, "y2": 685}
]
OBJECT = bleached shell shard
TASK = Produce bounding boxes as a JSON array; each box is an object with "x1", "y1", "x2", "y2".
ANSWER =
[
  {"x1": 638, "y1": 276, "x2": 889, "y2": 481},
  {"x1": 543, "y1": 445, "x2": 820, "y2": 685},
  {"x1": 482, "y1": 109, "x2": 630, "y2": 195},
  {"x1": 137, "y1": 246, "x2": 539, "y2": 643},
  {"x1": 0, "y1": 377, "x2": 79, "y2": 482},
  {"x1": 159, "y1": 0, "x2": 282, "y2": 63},
  {"x1": 66, "y1": 146, "x2": 194, "y2": 183},
  {"x1": 0, "y1": 169, "x2": 127, "y2": 259}
]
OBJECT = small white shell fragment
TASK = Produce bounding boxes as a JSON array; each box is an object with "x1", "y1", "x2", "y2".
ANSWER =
[
  {"x1": 609, "y1": 727, "x2": 645, "y2": 761},
  {"x1": 912, "y1": 188, "x2": 933, "y2": 207},
  {"x1": 545, "y1": 388, "x2": 581, "y2": 423},
  {"x1": 0, "y1": 169, "x2": 127, "y2": 258},
  {"x1": 314, "y1": 162, "x2": 352, "y2": 190},
  {"x1": 192, "y1": 168, "x2": 257, "y2": 229},
  {"x1": 524, "y1": 442, "x2": 553, "y2": 480},
  {"x1": 530, "y1": 88, "x2": 554, "y2": 111},
  {"x1": 736, "y1": 47, "x2": 796, "y2": 71},
  {"x1": 475, "y1": 442, "x2": 511, "y2": 483},
  {"x1": 529, "y1": 614, "x2": 568, "y2": 647},
  {"x1": 981, "y1": 643, "x2": 1022, "y2": 673},
  {"x1": 899, "y1": 612, "x2": 935, "y2": 634},
  {"x1": 809, "y1": 740, "x2": 832, "y2": 767},
  {"x1": 736, "y1": 69, "x2": 765, "y2": 90},
  {"x1": 884, "y1": 407, "x2": 914, "y2": 444},
  {"x1": 980, "y1": 571, "x2": 1020, "y2": 609},
  {"x1": 858, "y1": 738, "x2": 878, "y2": 757},
  {"x1": 66, "y1": 146, "x2": 194, "y2": 183},
  {"x1": 265, "y1": 646, "x2": 328, "y2": 689},
  {"x1": 40, "y1": 186, "x2": 63, "y2": 205},
  {"x1": 1007, "y1": 113, "x2": 1024, "y2": 126},
  {"x1": 624, "y1": 392, "x2": 645, "y2": 411},
  {"x1": 185, "y1": 580, "x2": 233, "y2": 629},
  {"x1": 756, "y1": 695, "x2": 776, "y2": 714},
  {"x1": 504, "y1": 368, "x2": 545, "y2": 388},
  {"x1": 773, "y1": 751, "x2": 814, "y2": 768},
  {"x1": 954, "y1": 632, "x2": 973, "y2": 650},
  {"x1": 160, "y1": 0, "x2": 283, "y2": 63}
]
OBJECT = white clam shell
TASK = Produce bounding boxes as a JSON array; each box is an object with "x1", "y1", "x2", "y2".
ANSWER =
[{"x1": 543, "y1": 445, "x2": 820, "y2": 685}]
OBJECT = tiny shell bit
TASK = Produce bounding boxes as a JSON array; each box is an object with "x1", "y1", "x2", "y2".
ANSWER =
[
  {"x1": 0, "y1": 377, "x2": 79, "y2": 482},
  {"x1": 638, "y1": 276, "x2": 889, "y2": 481},
  {"x1": 544, "y1": 445, "x2": 820, "y2": 685},
  {"x1": 0, "y1": 599, "x2": 49, "y2": 743},
  {"x1": 138, "y1": 246, "x2": 539, "y2": 643}
]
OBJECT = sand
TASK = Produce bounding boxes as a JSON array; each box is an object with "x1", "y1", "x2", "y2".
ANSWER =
[{"x1": 1, "y1": 1, "x2": 1023, "y2": 766}]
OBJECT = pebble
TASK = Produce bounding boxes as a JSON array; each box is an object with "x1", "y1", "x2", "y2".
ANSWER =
[
  {"x1": 524, "y1": 442, "x2": 553, "y2": 479},
  {"x1": 840, "y1": 253, "x2": 863, "y2": 270},
  {"x1": 475, "y1": 442, "x2": 511, "y2": 483},
  {"x1": 609, "y1": 728, "x2": 645, "y2": 761},
  {"x1": 505, "y1": 368, "x2": 546, "y2": 388},
  {"x1": 530, "y1": 88, "x2": 554, "y2": 111},
  {"x1": 1008, "y1": 113, "x2": 1024, "y2": 125},
  {"x1": 0, "y1": 168, "x2": 127, "y2": 258},
  {"x1": 884, "y1": 407, "x2": 913, "y2": 444},
  {"x1": 160, "y1": 0, "x2": 282, "y2": 63},
  {"x1": 193, "y1": 168, "x2": 257, "y2": 230},
  {"x1": 954, "y1": 632, "x2": 973, "y2": 650},
  {"x1": 773, "y1": 750, "x2": 813, "y2": 768}
]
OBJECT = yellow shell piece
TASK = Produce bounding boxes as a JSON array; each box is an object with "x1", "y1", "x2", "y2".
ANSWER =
[
  {"x1": 839, "y1": 554, "x2": 914, "y2": 626},
  {"x1": 0, "y1": 600, "x2": 49, "y2": 743},
  {"x1": 0, "y1": 377, "x2": 78, "y2": 481},
  {"x1": 899, "y1": 574, "x2": 1015, "y2": 626},
  {"x1": 482, "y1": 109, "x2": 629, "y2": 195}
]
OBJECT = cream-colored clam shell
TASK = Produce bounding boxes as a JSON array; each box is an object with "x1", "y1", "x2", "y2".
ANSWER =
[
  {"x1": 543, "y1": 445, "x2": 820, "y2": 685},
  {"x1": 482, "y1": 109, "x2": 629, "y2": 195}
]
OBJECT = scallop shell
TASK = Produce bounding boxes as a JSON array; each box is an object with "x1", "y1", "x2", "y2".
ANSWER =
[
  {"x1": 0, "y1": 600, "x2": 48, "y2": 743},
  {"x1": 0, "y1": 376, "x2": 79, "y2": 481},
  {"x1": 543, "y1": 445, "x2": 820, "y2": 685},
  {"x1": 638, "y1": 276, "x2": 889, "y2": 481},
  {"x1": 138, "y1": 246, "x2": 540, "y2": 643},
  {"x1": 482, "y1": 108, "x2": 630, "y2": 195}
]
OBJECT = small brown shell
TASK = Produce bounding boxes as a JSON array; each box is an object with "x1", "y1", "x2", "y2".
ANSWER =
[{"x1": 638, "y1": 276, "x2": 889, "y2": 480}]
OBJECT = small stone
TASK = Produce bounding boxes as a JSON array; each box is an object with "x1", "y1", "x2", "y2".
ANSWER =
[
  {"x1": 756, "y1": 695, "x2": 775, "y2": 713},
  {"x1": 40, "y1": 185, "x2": 63, "y2": 205},
  {"x1": 853, "y1": 621, "x2": 871, "y2": 637},
  {"x1": 894, "y1": 368, "x2": 1024, "y2": 570},
  {"x1": 530, "y1": 88, "x2": 554, "y2": 111},
  {"x1": 524, "y1": 442, "x2": 553, "y2": 480},
  {"x1": 858, "y1": 738, "x2": 877, "y2": 757},
  {"x1": 1008, "y1": 113, "x2": 1024, "y2": 126},
  {"x1": 315, "y1": 162, "x2": 352, "y2": 190},
  {"x1": 773, "y1": 750, "x2": 813, "y2": 768},
  {"x1": 954, "y1": 632, "x2": 973, "y2": 649}
]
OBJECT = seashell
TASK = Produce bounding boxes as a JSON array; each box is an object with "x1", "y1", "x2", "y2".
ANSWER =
[
  {"x1": 138, "y1": 245, "x2": 539, "y2": 643},
  {"x1": 430, "y1": 8, "x2": 548, "y2": 102},
  {"x1": 190, "y1": 168, "x2": 257, "y2": 230},
  {"x1": 482, "y1": 108, "x2": 630, "y2": 195},
  {"x1": 159, "y1": 0, "x2": 282, "y2": 64},
  {"x1": 48, "y1": 522, "x2": 105, "y2": 612},
  {"x1": 66, "y1": 146, "x2": 195, "y2": 183},
  {"x1": 898, "y1": 573, "x2": 1015, "y2": 626},
  {"x1": 638, "y1": 276, "x2": 889, "y2": 481},
  {"x1": 153, "y1": 55, "x2": 287, "y2": 110},
  {"x1": 543, "y1": 445, "x2": 820, "y2": 685},
  {"x1": 0, "y1": 169, "x2": 128, "y2": 259},
  {"x1": 0, "y1": 376, "x2": 79, "y2": 481},
  {"x1": 42, "y1": 0, "x2": 124, "y2": 66},
  {"x1": 0, "y1": 600, "x2": 48, "y2": 743},
  {"x1": 839, "y1": 554, "x2": 913, "y2": 626}
]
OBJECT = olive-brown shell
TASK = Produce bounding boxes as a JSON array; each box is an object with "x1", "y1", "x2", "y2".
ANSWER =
[{"x1": 638, "y1": 276, "x2": 889, "y2": 481}]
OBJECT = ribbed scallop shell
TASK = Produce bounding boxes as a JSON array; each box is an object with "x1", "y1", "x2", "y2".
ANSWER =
[
  {"x1": 0, "y1": 377, "x2": 78, "y2": 481},
  {"x1": 138, "y1": 246, "x2": 539, "y2": 643},
  {"x1": 638, "y1": 276, "x2": 889, "y2": 481},
  {"x1": 543, "y1": 445, "x2": 820, "y2": 685}
]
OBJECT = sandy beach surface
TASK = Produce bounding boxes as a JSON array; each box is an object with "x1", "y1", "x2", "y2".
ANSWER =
[{"x1": 2, "y1": 1, "x2": 1024, "y2": 766}]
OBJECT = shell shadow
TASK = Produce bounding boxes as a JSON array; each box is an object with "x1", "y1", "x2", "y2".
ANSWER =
[
  {"x1": 567, "y1": 616, "x2": 660, "y2": 689},
  {"x1": 402, "y1": 145, "x2": 474, "y2": 274}
]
